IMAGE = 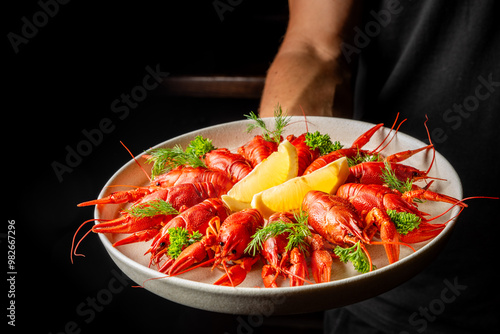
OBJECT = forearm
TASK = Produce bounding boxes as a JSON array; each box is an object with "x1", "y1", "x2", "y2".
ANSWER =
[
  {"x1": 258, "y1": 0, "x2": 358, "y2": 119},
  {"x1": 259, "y1": 49, "x2": 352, "y2": 118}
]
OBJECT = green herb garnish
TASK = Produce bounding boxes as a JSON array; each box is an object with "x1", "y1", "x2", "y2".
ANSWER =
[
  {"x1": 167, "y1": 227, "x2": 203, "y2": 259},
  {"x1": 126, "y1": 199, "x2": 179, "y2": 218},
  {"x1": 387, "y1": 210, "x2": 421, "y2": 235},
  {"x1": 346, "y1": 150, "x2": 381, "y2": 167},
  {"x1": 334, "y1": 241, "x2": 373, "y2": 273},
  {"x1": 380, "y1": 161, "x2": 413, "y2": 193},
  {"x1": 304, "y1": 131, "x2": 344, "y2": 155},
  {"x1": 146, "y1": 136, "x2": 215, "y2": 179},
  {"x1": 185, "y1": 135, "x2": 216, "y2": 158},
  {"x1": 245, "y1": 104, "x2": 291, "y2": 144},
  {"x1": 245, "y1": 211, "x2": 311, "y2": 256}
]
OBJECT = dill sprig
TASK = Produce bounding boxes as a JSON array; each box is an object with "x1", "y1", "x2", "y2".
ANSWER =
[
  {"x1": 146, "y1": 146, "x2": 205, "y2": 178},
  {"x1": 304, "y1": 131, "x2": 344, "y2": 155},
  {"x1": 288, "y1": 211, "x2": 311, "y2": 254},
  {"x1": 387, "y1": 210, "x2": 421, "y2": 235},
  {"x1": 334, "y1": 241, "x2": 373, "y2": 273},
  {"x1": 380, "y1": 161, "x2": 413, "y2": 193},
  {"x1": 166, "y1": 227, "x2": 203, "y2": 259},
  {"x1": 146, "y1": 136, "x2": 215, "y2": 179},
  {"x1": 125, "y1": 199, "x2": 179, "y2": 218},
  {"x1": 244, "y1": 104, "x2": 291, "y2": 144},
  {"x1": 245, "y1": 211, "x2": 311, "y2": 256},
  {"x1": 346, "y1": 150, "x2": 381, "y2": 167},
  {"x1": 293, "y1": 210, "x2": 309, "y2": 225}
]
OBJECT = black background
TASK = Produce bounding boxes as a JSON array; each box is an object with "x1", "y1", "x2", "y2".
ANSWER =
[
  {"x1": 4, "y1": 1, "x2": 499, "y2": 333},
  {"x1": 6, "y1": 1, "x2": 327, "y2": 333}
]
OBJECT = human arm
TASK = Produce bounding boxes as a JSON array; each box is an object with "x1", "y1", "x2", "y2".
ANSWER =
[{"x1": 259, "y1": 0, "x2": 359, "y2": 118}]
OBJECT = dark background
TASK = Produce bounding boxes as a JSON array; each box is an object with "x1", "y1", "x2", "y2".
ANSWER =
[
  {"x1": 6, "y1": 1, "x2": 327, "y2": 333},
  {"x1": 5, "y1": 1, "x2": 499, "y2": 333}
]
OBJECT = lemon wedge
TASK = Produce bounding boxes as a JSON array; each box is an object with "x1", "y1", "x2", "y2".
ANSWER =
[
  {"x1": 222, "y1": 140, "x2": 298, "y2": 212},
  {"x1": 251, "y1": 157, "x2": 349, "y2": 218}
]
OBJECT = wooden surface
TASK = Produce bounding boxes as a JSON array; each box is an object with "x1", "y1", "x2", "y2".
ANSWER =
[{"x1": 159, "y1": 75, "x2": 266, "y2": 99}]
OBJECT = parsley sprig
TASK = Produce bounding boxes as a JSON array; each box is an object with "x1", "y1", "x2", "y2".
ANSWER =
[
  {"x1": 334, "y1": 241, "x2": 373, "y2": 273},
  {"x1": 387, "y1": 210, "x2": 421, "y2": 235},
  {"x1": 304, "y1": 131, "x2": 344, "y2": 155},
  {"x1": 167, "y1": 227, "x2": 203, "y2": 259},
  {"x1": 185, "y1": 135, "x2": 216, "y2": 158}
]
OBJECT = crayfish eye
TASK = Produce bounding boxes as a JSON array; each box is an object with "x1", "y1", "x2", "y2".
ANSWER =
[
  {"x1": 155, "y1": 181, "x2": 161, "y2": 186},
  {"x1": 231, "y1": 249, "x2": 237, "y2": 255},
  {"x1": 159, "y1": 242, "x2": 166, "y2": 247},
  {"x1": 219, "y1": 242, "x2": 225, "y2": 247}
]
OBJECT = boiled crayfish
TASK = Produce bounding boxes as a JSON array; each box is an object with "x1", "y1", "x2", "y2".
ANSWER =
[
  {"x1": 74, "y1": 109, "x2": 493, "y2": 288},
  {"x1": 165, "y1": 208, "x2": 264, "y2": 286}
]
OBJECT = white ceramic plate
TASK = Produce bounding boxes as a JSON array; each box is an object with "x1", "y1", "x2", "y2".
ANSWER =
[{"x1": 94, "y1": 116, "x2": 462, "y2": 315}]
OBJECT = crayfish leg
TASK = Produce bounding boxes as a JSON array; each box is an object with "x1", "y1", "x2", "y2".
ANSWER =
[
  {"x1": 311, "y1": 249, "x2": 333, "y2": 284},
  {"x1": 403, "y1": 188, "x2": 467, "y2": 208},
  {"x1": 288, "y1": 248, "x2": 308, "y2": 287},
  {"x1": 77, "y1": 187, "x2": 155, "y2": 207},
  {"x1": 384, "y1": 144, "x2": 433, "y2": 163},
  {"x1": 351, "y1": 123, "x2": 384, "y2": 149},
  {"x1": 262, "y1": 265, "x2": 279, "y2": 288},
  {"x1": 112, "y1": 229, "x2": 160, "y2": 247},
  {"x1": 366, "y1": 207, "x2": 400, "y2": 264},
  {"x1": 214, "y1": 257, "x2": 259, "y2": 287}
]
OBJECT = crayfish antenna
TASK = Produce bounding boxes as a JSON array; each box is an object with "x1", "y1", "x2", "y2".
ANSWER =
[
  {"x1": 222, "y1": 261, "x2": 235, "y2": 287},
  {"x1": 136, "y1": 260, "x2": 214, "y2": 289},
  {"x1": 426, "y1": 196, "x2": 499, "y2": 222},
  {"x1": 282, "y1": 268, "x2": 314, "y2": 286},
  {"x1": 370, "y1": 240, "x2": 416, "y2": 253},
  {"x1": 299, "y1": 105, "x2": 309, "y2": 133},
  {"x1": 423, "y1": 115, "x2": 436, "y2": 177},
  {"x1": 414, "y1": 175, "x2": 447, "y2": 183},
  {"x1": 168, "y1": 257, "x2": 216, "y2": 277},
  {"x1": 370, "y1": 113, "x2": 407, "y2": 154},
  {"x1": 370, "y1": 113, "x2": 398, "y2": 153},
  {"x1": 359, "y1": 243, "x2": 374, "y2": 272},
  {"x1": 71, "y1": 218, "x2": 103, "y2": 264},
  {"x1": 286, "y1": 105, "x2": 310, "y2": 132},
  {"x1": 136, "y1": 273, "x2": 171, "y2": 288},
  {"x1": 120, "y1": 141, "x2": 152, "y2": 183},
  {"x1": 376, "y1": 117, "x2": 407, "y2": 154}
]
